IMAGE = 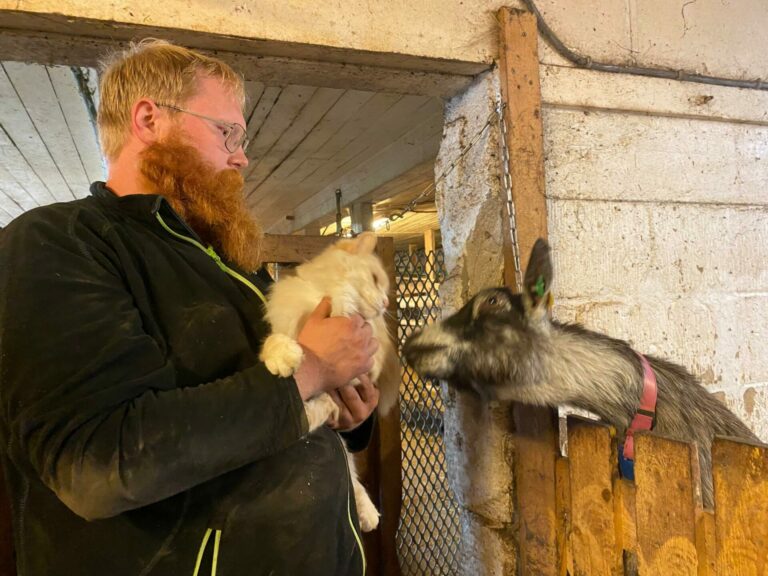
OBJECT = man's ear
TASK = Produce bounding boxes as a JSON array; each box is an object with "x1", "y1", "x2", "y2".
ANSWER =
[
  {"x1": 131, "y1": 99, "x2": 166, "y2": 146},
  {"x1": 522, "y1": 238, "x2": 553, "y2": 321}
]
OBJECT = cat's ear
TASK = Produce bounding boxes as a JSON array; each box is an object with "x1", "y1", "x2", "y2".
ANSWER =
[{"x1": 355, "y1": 231, "x2": 378, "y2": 255}]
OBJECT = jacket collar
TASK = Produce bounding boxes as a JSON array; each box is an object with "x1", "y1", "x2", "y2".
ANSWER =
[{"x1": 90, "y1": 181, "x2": 201, "y2": 241}]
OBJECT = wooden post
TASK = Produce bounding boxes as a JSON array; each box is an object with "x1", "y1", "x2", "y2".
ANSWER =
[
  {"x1": 423, "y1": 228, "x2": 437, "y2": 286},
  {"x1": 423, "y1": 228, "x2": 436, "y2": 254},
  {"x1": 712, "y1": 437, "x2": 768, "y2": 575},
  {"x1": 372, "y1": 236, "x2": 403, "y2": 576},
  {"x1": 498, "y1": 7, "x2": 558, "y2": 575},
  {"x1": 567, "y1": 418, "x2": 623, "y2": 576},
  {"x1": 634, "y1": 433, "x2": 700, "y2": 575}
]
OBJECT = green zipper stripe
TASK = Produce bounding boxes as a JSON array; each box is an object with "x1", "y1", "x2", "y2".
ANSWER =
[
  {"x1": 155, "y1": 212, "x2": 266, "y2": 304},
  {"x1": 335, "y1": 434, "x2": 366, "y2": 576}
]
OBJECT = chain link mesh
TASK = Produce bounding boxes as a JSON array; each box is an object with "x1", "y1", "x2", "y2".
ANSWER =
[{"x1": 395, "y1": 249, "x2": 460, "y2": 576}]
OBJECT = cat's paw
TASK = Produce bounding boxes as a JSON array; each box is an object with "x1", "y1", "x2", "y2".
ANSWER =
[
  {"x1": 304, "y1": 392, "x2": 340, "y2": 432},
  {"x1": 355, "y1": 490, "x2": 380, "y2": 532},
  {"x1": 260, "y1": 334, "x2": 304, "y2": 377}
]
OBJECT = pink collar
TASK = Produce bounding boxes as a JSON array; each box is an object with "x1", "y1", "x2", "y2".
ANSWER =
[{"x1": 622, "y1": 353, "x2": 658, "y2": 460}]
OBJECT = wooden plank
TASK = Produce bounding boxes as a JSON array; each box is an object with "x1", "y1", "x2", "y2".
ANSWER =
[
  {"x1": 246, "y1": 89, "x2": 376, "y2": 206},
  {"x1": 245, "y1": 85, "x2": 318, "y2": 164},
  {"x1": 244, "y1": 85, "x2": 282, "y2": 142},
  {"x1": 259, "y1": 233, "x2": 336, "y2": 263},
  {"x1": 288, "y1": 111, "x2": 442, "y2": 232},
  {"x1": 498, "y1": 8, "x2": 558, "y2": 575},
  {"x1": 4, "y1": 62, "x2": 89, "y2": 198},
  {"x1": 567, "y1": 417, "x2": 622, "y2": 576},
  {"x1": 555, "y1": 457, "x2": 573, "y2": 576},
  {"x1": 0, "y1": 201, "x2": 17, "y2": 226},
  {"x1": 243, "y1": 80, "x2": 265, "y2": 121},
  {"x1": 614, "y1": 478, "x2": 637, "y2": 562},
  {"x1": 497, "y1": 7, "x2": 548, "y2": 278},
  {"x1": 0, "y1": 64, "x2": 67, "y2": 204},
  {"x1": 0, "y1": 162, "x2": 35, "y2": 214},
  {"x1": 696, "y1": 510, "x2": 716, "y2": 576},
  {"x1": 294, "y1": 95, "x2": 435, "y2": 194},
  {"x1": 712, "y1": 437, "x2": 768, "y2": 575},
  {"x1": 256, "y1": 92, "x2": 404, "y2": 220},
  {"x1": 634, "y1": 433, "x2": 700, "y2": 575},
  {"x1": 514, "y1": 404, "x2": 559, "y2": 575},
  {"x1": 243, "y1": 87, "x2": 345, "y2": 195},
  {"x1": 374, "y1": 236, "x2": 402, "y2": 576},
  {"x1": 0, "y1": 27, "x2": 479, "y2": 99},
  {"x1": 46, "y1": 65, "x2": 105, "y2": 184}
]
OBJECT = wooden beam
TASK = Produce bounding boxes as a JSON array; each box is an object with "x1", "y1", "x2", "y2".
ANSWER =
[
  {"x1": 0, "y1": 12, "x2": 483, "y2": 98},
  {"x1": 288, "y1": 108, "x2": 442, "y2": 232},
  {"x1": 372, "y1": 236, "x2": 402, "y2": 576},
  {"x1": 498, "y1": 7, "x2": 549, "y2": 279},
  {"x1": 259, "y1": 233, "x2": 336, "y2": 263},
  {"x1": 498, "y1": 7, "x2": 558, "y2": 575}
]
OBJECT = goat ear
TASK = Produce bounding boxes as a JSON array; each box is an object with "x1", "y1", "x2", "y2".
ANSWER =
[{"x1": 522, "y1": 238, "x2": 553, "y2": 320}]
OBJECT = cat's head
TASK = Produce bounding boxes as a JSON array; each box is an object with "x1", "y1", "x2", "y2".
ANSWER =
[{"x1": 330, "y1": 231, "x2": 390, "y2": 319}]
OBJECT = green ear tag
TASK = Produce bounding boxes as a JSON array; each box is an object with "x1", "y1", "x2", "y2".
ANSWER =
[{"x1": 534, "y1": 275, "x2": 546, "y2": 298}]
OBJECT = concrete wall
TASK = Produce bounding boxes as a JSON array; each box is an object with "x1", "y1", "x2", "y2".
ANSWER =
[
  {"x1": 2, "y1": 1, "x2": 768, "y2": 79},
  {"x1": 436, "y1": 70, "x2": 516, "y2": 576},
  {"x1": 540, "y1": 66, "x2": 768, "y2": 440}
]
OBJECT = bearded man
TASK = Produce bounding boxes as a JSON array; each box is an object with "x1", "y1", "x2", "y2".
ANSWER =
[{"x1": 0, "y1": 39, "x2": 379, "y2": 576}]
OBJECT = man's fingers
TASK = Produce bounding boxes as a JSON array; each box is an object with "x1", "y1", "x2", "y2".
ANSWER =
[
  {"x1": 356, "y1": 373, "x2": 373, "y2": 388},
  {"x1": 338, "y1": 384, "x2": 365, "y2": 413},
  {"x1": 309, "y1": 297, "x2": 332, "y2": 320},
  {"x1": 356, "y1": 379, "x2": 379, "y2": 404}
]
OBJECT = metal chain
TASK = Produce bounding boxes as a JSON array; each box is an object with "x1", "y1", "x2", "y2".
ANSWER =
[
  {"x1": 496, "y1": 97, "x2": 523, "y2": 292},
  {"x1": 376, "y1": 96, "x2": 523, "y2": 294}
]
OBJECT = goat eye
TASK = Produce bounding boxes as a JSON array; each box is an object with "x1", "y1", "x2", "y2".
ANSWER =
[{"x1": 487, "y1": 296, "x2": 497, "y2": 306}]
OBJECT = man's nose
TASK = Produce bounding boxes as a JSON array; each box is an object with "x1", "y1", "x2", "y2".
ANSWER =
[{"x1": 229, "y1": 147, "x2": 249, "y2": 170}]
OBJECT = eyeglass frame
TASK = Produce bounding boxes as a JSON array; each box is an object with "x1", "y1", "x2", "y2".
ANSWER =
[{"x1": 155, "y1": 102, "x2": 250, "y2": 153}]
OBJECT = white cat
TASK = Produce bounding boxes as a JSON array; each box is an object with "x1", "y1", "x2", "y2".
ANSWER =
[{"x1": 259, "y1": 231, "x2": 400, "y2": 532}]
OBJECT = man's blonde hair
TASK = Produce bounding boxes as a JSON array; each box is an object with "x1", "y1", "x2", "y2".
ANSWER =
[{"x1": 97, "y1": 39, "x2": 246, "y2": 161}]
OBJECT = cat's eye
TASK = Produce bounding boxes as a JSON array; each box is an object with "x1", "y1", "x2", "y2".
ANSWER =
[{"x1": 372, "y1": 274, "x2": 379, "y2": 286}]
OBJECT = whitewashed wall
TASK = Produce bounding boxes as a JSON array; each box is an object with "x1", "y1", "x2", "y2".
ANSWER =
[{"x1": 539, "y1": 67, "x2": 768, "y2": 440}]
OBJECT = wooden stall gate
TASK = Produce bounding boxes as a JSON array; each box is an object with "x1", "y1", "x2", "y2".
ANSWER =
[{"x1": 550, "y1": 417, "x2": 768, "y2": 576}]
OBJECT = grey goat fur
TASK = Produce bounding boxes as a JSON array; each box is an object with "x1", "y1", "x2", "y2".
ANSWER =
[{"x1": 403, "y1": 238, "x2": 759, "y2": 508}]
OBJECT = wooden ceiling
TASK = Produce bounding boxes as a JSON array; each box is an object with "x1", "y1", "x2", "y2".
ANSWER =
[
  {"x1": 0, "y1": 62, "x2": 442, "y2": 248},
  {"x1": 0, "y1": 62, "x2": 103, "y2": 225}
]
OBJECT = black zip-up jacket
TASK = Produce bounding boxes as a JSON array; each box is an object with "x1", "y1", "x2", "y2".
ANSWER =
[{"x1": 0, "y1": 183, "x2": 367, "y2": 576}]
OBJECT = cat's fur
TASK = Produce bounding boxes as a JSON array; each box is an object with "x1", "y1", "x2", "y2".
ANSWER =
[{"x1": 260, "y1": 231, "x2": 400, "y2": 531}]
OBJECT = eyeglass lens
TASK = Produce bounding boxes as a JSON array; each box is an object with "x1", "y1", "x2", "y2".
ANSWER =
[{"x1": 226, "y1": 125, "x2": 249, "y2": 153}]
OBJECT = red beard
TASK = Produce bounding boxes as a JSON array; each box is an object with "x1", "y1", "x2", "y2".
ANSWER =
[{"x1": 139, "y1": 137, "x2": 262, "y2": 271}]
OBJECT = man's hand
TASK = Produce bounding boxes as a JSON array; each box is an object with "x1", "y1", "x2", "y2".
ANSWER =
[
  {"x1": 327, "y1": 375, "x2": 380, "y2": 431},
  {"x1": 293, "y1": 297, "x2": 378, "y2": 400}
]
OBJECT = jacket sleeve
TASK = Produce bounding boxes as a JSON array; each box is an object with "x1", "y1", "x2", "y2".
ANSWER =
[{"x1": 0, "y1": 210, "x2": 308, "y2": 521}]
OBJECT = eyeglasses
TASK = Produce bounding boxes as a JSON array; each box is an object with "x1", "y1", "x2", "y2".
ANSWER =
[{"x1": 155, "y1": 103, "x2": 250, "y2": 153}]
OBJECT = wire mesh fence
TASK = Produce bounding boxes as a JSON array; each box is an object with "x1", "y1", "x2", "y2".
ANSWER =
[{"x1": 395, "y1": 249, "x2": 460, "y2": 576}]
